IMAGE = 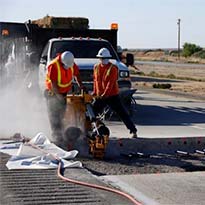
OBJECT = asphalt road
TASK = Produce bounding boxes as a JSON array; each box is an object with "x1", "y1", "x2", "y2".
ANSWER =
[{"x1": 108, "y1": 88, "x2": 205, "y2": 139}]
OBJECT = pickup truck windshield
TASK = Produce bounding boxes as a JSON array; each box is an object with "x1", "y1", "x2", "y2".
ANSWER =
[{"x1": 50, "y1": 40, "x2": 118, "y2": 60}]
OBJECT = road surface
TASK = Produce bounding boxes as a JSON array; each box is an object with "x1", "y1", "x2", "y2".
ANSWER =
[{"x1": 108, "y1": 88, "x2": 205, "y2": 139}]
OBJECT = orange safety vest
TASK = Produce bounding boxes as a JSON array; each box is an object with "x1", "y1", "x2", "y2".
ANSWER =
[
  {"x1": 94, "y1": 63, "x2": 119, "y2": 97},
  {"x1": 46, "y1": 59, "x2": 74, "y2": 93},
  {"x1": 94, "y1": 63, "x2": 113, "y2": 79}
]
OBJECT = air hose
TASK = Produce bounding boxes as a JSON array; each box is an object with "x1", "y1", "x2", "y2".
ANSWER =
[{"x1": 28, "y1": 141, "x2": 142, "y2": 205}]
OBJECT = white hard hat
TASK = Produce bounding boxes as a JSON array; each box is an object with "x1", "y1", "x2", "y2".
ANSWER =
[
  {"x1": 96, "y1": 48, "x2": 112, "y2": 58},
  {"x1": 61, "y1": 51, "x2": 74, "y2": 68}
]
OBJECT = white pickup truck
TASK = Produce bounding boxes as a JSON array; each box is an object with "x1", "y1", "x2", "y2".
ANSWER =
[{"x1": 38, "y1": 37, "x2": 133, "y2": 94}]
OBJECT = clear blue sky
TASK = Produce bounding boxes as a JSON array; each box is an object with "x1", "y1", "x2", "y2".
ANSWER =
[{"x1": 1, "y1": 0, "x2": 204, "y2": 49}]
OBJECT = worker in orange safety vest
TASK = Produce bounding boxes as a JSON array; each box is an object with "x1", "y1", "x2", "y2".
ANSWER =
[
  {"x1": 92, "y1": 48, "x2": 137, "y2": 138},
  {"x1": 45, "y1": 51, "x2": 84, "y2": 144}
]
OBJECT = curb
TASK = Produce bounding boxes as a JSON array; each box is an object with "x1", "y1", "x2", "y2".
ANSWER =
[{"x1": 105, "y1": 136, "x2": 205, "y2": 157}]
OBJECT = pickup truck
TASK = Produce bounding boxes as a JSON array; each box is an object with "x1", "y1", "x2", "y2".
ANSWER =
[{"x1": 39, "y1": 37, "x2": 133, "y2": 93}]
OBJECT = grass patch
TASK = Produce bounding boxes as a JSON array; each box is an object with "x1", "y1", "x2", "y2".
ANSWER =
[
  {"x1": 167, "y1": 74, "x2": 176, "y2": 79},
  {"x1": 149, "y1": 71, "x2": 159, "y2": 77}
]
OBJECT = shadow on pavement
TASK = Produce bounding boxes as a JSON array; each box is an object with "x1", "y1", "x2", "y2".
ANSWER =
[{"x1": 133, "y1": 103, "x2": 205, "y2": 125}]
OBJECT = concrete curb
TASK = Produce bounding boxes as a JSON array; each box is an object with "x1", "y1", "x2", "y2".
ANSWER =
[{"x1": 105, "y1": 136, "x2": 205, "y2": 157}]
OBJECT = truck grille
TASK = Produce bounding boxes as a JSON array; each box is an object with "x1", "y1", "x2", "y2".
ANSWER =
[{"x1": 79, "y1": 70, "x2": 93, "y2": 82}]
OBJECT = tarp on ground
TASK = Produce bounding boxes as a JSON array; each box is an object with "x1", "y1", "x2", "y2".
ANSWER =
[{"x1": 0, "y1": 132, "x2": 82, "y2": 170}]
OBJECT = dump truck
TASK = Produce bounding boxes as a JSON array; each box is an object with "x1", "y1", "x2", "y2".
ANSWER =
[{"x1": 0, "y1": 16, "x2": 134, "y2": 93}]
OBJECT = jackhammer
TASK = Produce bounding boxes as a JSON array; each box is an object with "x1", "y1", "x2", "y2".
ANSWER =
[
  {"x1": 85, "y1": 102, "x2": 110, "y2": 158},
  {"x1": 65, "y1": 92, "x2": 110, "y2": 159}
]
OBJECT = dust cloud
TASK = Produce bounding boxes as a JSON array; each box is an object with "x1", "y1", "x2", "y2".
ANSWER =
[
  {"x1": 0, "y1": 42, "x2": 51, "y2": 139},
  {"x1": 0, "y1": 39, "x2": 86, "y2": 144},
  {"x1": 0, "y1": 82, "x2": 51, "y2": 139}
]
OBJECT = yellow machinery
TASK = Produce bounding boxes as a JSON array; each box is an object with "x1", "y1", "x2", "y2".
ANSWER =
[{"x1": 65, "y1": 92, "x2": 110, "y2": 159}]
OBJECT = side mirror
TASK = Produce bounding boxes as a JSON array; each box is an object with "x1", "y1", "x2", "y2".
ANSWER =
[
  {"x1": 40, "y1": 55, "x2": 47, "y2": 65},
  {"x1": 126, "y1": 53, "x2": 134, "y2": 66}
]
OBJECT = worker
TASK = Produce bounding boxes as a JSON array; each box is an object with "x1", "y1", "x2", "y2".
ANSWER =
[
  {"x1": 92, "y1": 48, "x2": 138, "y2": 138},
  {"x1": 44, "y1": 51, "x2": 84, "y2": 144}
]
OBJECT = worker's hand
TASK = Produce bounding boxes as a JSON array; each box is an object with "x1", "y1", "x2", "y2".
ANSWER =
[{"x1": 95, "y1": 95, "x2": 103, "y2": 100}]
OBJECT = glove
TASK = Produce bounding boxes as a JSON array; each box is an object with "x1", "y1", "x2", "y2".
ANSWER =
[{"x1": 94, "y1": 95, "x2": 103, "y2": 100}]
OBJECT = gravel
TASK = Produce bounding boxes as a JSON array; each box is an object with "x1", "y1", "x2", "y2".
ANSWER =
[{"x1": 78, "y1": 153, "x2": 205, "y2": 176}]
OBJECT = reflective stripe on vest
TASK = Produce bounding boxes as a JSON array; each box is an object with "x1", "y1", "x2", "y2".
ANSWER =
[
  {"x1": 94, "y1": 64, "x2": 113, "y2": 79},
  {"x1": 94, "y1": 64, "x2": 114, "y2": 95},
  {"x1": 47, "y1": 59, "x2": 74, "y2": 88}
]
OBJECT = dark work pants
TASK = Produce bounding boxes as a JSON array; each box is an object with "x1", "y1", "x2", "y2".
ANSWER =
[
  {"x1": 45, "y1": 91, "x2": 67, "y2": 140},
  {"x1": 92, "y1": 95, "x2": 137, "y2": 133}
]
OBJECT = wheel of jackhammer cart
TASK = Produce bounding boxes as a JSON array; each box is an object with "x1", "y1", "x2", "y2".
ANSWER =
[{"x1": 97, "y1": 123, "x2": 110, "y2": 136}]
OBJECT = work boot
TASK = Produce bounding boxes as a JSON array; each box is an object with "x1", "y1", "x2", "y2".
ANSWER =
[{"x1": 130, "y1": 130, "x2": 138, "y2": 138}]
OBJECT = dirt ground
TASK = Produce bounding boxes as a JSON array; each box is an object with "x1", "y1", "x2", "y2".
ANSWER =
[
  {"x1": 129, "y1": 62, "x2": 205, "y2": 99},
  {"x1": 131, "y1": 50, "x2": 205, "y2": 64},
  {"x1": 125, "y1": 50, "x2": 205, "y2": 98},
  {"x1": 79, "y1": 153, "x2": 205, "y2": 175}
]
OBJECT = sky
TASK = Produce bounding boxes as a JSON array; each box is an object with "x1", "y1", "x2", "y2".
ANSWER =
[{"x1": 0, "y1": 0, "x2": 205, "y2": 49}]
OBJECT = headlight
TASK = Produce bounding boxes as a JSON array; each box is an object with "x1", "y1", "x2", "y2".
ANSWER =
[{"x1": 119, "y1": 71, "x2": 129, "y2": 78}]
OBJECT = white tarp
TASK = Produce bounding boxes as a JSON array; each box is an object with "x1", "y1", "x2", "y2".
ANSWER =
[{"x1": 0, "y1": 132, "x2": 82, "y2": 170}]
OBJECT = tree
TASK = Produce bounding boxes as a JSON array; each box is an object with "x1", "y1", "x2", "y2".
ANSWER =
[{"x1": 182, "y1": 43, "x2": 202, "y2": 57}]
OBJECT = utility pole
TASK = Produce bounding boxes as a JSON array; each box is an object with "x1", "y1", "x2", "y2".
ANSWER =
[{"x1": 177, "y1": 18, "x2": 181, "y2": 60}]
